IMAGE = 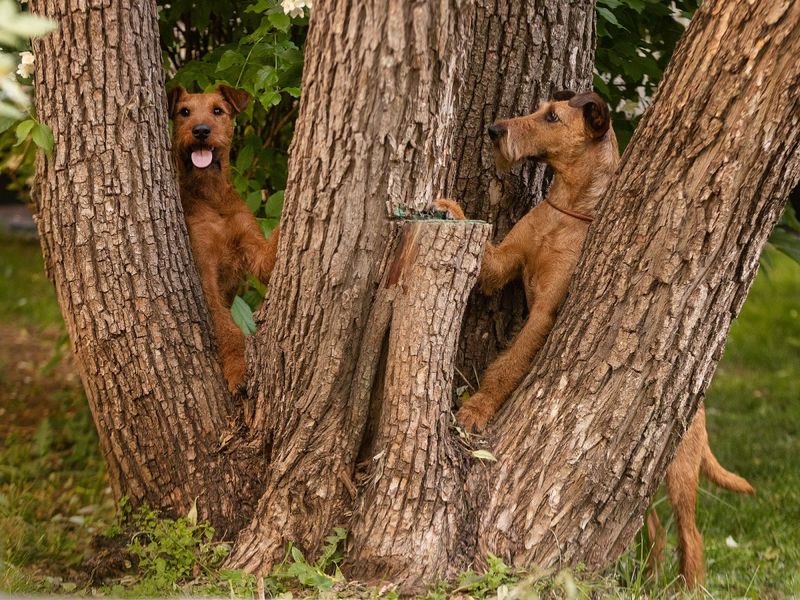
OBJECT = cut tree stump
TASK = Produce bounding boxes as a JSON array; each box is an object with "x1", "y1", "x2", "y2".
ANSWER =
[{"x1": 347, "y1": 219, "x2": 490, "y2": 587}]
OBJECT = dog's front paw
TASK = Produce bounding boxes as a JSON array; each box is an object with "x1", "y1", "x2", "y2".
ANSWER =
[
  {"x1": 456, "y1": 395, "x2": 494, "y2": 433},
  {"x1": 222, "y1": 360, "x2": 246, "y2": 396},
  {"x1": 432, "y1": 198, "x2": 466, "y2": 220}
]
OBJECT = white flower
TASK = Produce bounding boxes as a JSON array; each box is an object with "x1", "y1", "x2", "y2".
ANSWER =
[
  {"x1": 725, "y1": 535, "x2": 739, "y2": 548},
  {"x1": 16, "y1": 51, "x2": 34, "y2": 79},
  {"x1": 281, "y1": 0, "x2": 310, "y2": 18}
]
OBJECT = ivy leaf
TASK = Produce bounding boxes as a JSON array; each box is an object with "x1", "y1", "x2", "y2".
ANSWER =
[{"x1": 231, "y1": 295, "x2": 257, "y2": 336}]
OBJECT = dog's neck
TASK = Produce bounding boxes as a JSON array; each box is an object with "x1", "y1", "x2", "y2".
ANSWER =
[{"x1": 546, "y1": 133, "x2": 620, "y2": 219}]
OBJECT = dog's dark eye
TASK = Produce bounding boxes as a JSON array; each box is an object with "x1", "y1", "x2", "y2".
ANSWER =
[
  {"x1": 179, "y1": 107, "x2": 190, "y2": 117},
  {"x1": 213, "y1": 107, "x2": 223, "y2": 116},
  {"x1": 545, "y1": 111, "x2": 560, "y2": 123}
]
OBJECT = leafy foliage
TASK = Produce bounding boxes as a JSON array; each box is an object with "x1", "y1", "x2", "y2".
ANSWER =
[
  {"x1": 594, "y1": 0, "x2": 698, "y2": 149},
  {"x1": 107, "y1": 502, "x2": 231, "y2": 597},
  {"x1": 452, "y1": 553, "x2": 520, "y2": 598},
  {"x1": 0, "y1": 1, "x2": 55, "y2": 186}
]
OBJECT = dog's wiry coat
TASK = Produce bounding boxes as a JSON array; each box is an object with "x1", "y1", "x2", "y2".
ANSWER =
[{"x1": 168, "y1": 84, "x2": 280, "y2": 393}]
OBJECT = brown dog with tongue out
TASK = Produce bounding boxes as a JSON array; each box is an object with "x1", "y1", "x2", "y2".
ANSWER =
[{"x1": 168, "y1": 84, "x2": 280, "y2": 393}]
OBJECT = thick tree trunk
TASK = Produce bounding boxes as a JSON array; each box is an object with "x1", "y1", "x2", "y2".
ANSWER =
[
  {"x1": 447, "y1": 0, "x2": 596, "y2": 381},
  {"x1": 29, "y1": 0, "x2": 260, "y2": 536},
  {"x1": 468, "y1": 0, "x2": 800, "y2": 570},
  {"x1": 230, "y1": 0, "x2": 472, "y2": 574},
  {"x1": 231, "y1": 0, "x2": 597, "y2": 579}
]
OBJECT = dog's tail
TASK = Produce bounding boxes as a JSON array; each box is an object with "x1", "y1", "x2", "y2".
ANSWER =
[
  {"x1": 701, "y1": 441, "x2": 755, "y2": 495},
  {"x1": 433, "y1": 198, "x2": 466, "y2": 220}
]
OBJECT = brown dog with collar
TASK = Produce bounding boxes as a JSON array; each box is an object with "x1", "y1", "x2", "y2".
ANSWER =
[
  {"x1": 168, "y1": 84, "x2": 280, "y2": 393},
  {"x1": 437, "y1": 90, "x2": 619, "y2": 431},
  {"x1": 437, "y1": 90, "x2": 753, "y2": 588}
]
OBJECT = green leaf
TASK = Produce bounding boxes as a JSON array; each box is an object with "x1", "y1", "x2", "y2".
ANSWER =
[
  {"x1": 31, "y1": 121, "x2": 55, "y2": 158},
  {"x1": 231, "y1": 295, "x2": 257, "y2": 336},
  {"x1": 245, "y1": 190, "x2": 263, "y2": 214},
  {"x1": 264, "y1": 190, "x2": 284, "y2": 218},
  {"x1": 596, "y1": 6, "x2": 625, "y2": 29},
  {"x1": 283, "y1": 86, "x2": 301, "y2": 98},
  {"x1": 258, "y1": 90, "x2": 281, "y2": 110},
  {"x1": 216, "y1": 49, "x2": 244, "y2": 72},
  {"x1": 235, "y1": 143, "x2": 255, "y2": 172},
  {"x1": 14, "y1": 119, "x2": 35, "y2": 146},
  {"x1": 268, "y1": 12, "x2": 291, "y2": 32},
  {"x1": 0, "y1": 116, "x2": 17, "y2": 134}
]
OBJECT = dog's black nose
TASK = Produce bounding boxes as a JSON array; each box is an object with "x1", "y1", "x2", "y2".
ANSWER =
[
  {"x1": 192, "y1": 124, "x2": 211, "y2": 140},
  {"x1": 487, "y1": 124, "x2": 507, "y2": 141}
]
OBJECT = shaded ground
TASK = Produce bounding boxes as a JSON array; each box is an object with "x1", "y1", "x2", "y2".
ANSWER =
[{"x1": 0, "y1": 228, "x2": 798, "y2": 597}]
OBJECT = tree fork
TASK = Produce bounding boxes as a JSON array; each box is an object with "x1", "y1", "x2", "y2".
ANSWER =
[{"x1": 347, "y1": 219, "x2": 490, "y2": 587}]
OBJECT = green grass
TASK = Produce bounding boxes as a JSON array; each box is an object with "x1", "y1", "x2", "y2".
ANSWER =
[
  {"x1": 0, "y1": 230, "x2": 798, "y2": 597},
  {"x1": 694, "y1": 250, "x2": 800, "y2": 596},
  {"x1": 0, "y1": 230, "x2": 63, "y2": 327},
  {"x1": 634, "y1": 250, "x2": 800, "y2": 598}
]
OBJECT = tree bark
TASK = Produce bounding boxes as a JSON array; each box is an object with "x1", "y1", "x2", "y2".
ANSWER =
[
  {"x1": 447, "y1": 0, "x2": 595, "y2": 381},
  {"x1": 467, "y1": 0, "x2": 800, "y2": 571},
  {"x1": 29, "y1": 0, "x2": 260, "y2": 536},
  {"x1": 229, "y1": 0, "x2": 472, "y2": 574},
  {"x1": 347, "y1": 220, "x2": 489, "y2": 585}
]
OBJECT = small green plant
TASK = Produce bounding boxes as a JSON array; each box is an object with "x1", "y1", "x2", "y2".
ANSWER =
[
  {"x1": 272, "y1": 527, "x2": 347, "y2": 593},
  {"x1": 452, "y1": 554, "x2": 519, "y2": 598},
  {"x1": 115, "y1": 502, "x2": 231, "y2": 596}
]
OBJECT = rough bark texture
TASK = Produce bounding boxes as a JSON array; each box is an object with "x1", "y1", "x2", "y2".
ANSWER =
[
  {"x1": 348, "y1": 220, "x2": 489, "y2": 585},
  {"x1": 468, "y1": 0, "x2": 800, "y2": 571},
  {"x1": 230, "y1": 0, "x2": 472, "y2": 573},
  {"x1": 447, "y1": 0, "x2": 595, "y2": 381},
  {"x1": 29, "y1": 0, "x2": 260, "y2": 536}
]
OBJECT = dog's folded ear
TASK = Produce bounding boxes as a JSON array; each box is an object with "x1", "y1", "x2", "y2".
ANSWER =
[
  {"x1": 167, "y1": 85, "x2": 186, "y2": 117},
  {"x1": 552, "y1": 89, "x2": 576, "y2": 101},
  {"x1": 568, "y1": 91, "x2": 610, "y2": 140},
  {"x1": 218, "y1": 85, "x2": 251, "y2": 115}
]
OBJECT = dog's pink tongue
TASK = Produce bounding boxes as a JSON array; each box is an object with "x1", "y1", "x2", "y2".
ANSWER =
[{"x1": 191, "y1": 149, "x2": 213, "y2": 169}]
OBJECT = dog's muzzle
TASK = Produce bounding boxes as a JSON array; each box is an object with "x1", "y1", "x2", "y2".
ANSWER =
[{"x1": 192, "y1": 124, "x2": 211, "y2": 140}]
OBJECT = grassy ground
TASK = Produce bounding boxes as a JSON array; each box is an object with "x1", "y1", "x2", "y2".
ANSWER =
[{"x1": 0, "y1": 228, "x2": 798, "y2": 598}]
